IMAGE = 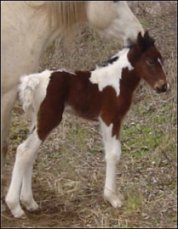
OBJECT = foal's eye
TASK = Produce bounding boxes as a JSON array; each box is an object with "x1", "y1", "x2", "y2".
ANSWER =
[{"x1": 146, "y1": 59, "x2": 155, "y2": 66}]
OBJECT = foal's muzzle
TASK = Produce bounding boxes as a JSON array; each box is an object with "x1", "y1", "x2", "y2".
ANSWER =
[{"x1": 154, "y1": 80, "x2": 170, "y2": 93}]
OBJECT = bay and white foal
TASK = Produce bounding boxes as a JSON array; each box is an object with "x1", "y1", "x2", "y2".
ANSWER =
[
  {"x1": 2, "y1": 1, "x2": 144, "y2": 169},
  {"x1": 5, "y1": 32, "x2": 168, "y2": 218}
]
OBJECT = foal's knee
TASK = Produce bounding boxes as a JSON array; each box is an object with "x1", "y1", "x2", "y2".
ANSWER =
[
  {"x1": 16, "y1": 142, "x2": 34, "y2": 165},
  {"x1": 105, "y1": 141, "x2": 121, "y2": 163},
  {"x1": 16, "y1": 131, "x2": 41, "y2": 165}
]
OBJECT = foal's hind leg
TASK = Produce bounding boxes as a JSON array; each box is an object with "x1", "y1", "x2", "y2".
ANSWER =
[
  {"x1": 20, "y1": 118, "x2": 38, "y2": 211},
  {"x1": 20, "y1": 164, "x2": 39, "y2": 212},
  {"x1": 5, "y1": 129, "x2": 42, "y2": 218},
  {"x1": 19, "y1": 104, "x2": 64, "y2": 215}
]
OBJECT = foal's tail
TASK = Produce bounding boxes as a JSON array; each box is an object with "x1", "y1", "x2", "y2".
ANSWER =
[
  {"x1": 18, "y1": 74, "x2": 40, "y2": 117},
  {"x1": 18, "y1": 70, "x2": 52, "y2": 131}
]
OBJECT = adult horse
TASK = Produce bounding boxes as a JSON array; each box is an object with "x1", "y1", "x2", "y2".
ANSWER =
[{"x1": 1, "y1": 1, "x2": 143, "y2": 172}]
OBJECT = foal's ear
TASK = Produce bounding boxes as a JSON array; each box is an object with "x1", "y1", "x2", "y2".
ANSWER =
[
  {"x1": 137, "y1": 32, "x2": 143, "y2": 47},
  {"x1": 137, "y1": 32, "x2": 144, "y2": 50},
  {"x1": 137, "y1": 31, "x2": 155, "y2": 51},
  {"x1": 144, "y1": 30, "x2": 150, "y2": 40}
]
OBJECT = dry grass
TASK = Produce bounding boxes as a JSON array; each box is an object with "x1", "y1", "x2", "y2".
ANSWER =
[{"x1": 2, "y1": 2, "x2": 177, "y2": 228}]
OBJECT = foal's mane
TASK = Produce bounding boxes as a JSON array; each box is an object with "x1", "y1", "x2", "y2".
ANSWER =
[{"x1": 28, "y1": 1, "x2": 87, "y2": 30}]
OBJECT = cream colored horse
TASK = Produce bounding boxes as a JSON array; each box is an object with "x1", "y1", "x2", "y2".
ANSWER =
[{"x1": 1, "y1": 1, "x2": 144, "y2": 213}]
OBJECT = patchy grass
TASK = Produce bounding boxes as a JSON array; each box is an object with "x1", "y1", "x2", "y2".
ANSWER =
[{"x1": 2, "y1": 2, "x2": 177, "y2": 228}]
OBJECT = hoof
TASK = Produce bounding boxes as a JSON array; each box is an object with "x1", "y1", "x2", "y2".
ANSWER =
[
  {"x1": 21, "y1": 198, "x2": 39, "y2": 212},
  {"x1": 8, "y1": 204, "x2": 25, "y2": 218},
  {"x1": 13, "y1": 209, "x2": 26, "y2": 219},
  {"x1": 104, "y1": 190, "x2": 123, "y2": 208},
  {"x1": 5, "y1": 196, "x2": 25, "y2": 218}
]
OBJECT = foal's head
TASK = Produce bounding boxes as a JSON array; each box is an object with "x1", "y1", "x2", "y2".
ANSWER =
[{"x1": 128, "y1": 31, "x2": 169, "y2": 93}]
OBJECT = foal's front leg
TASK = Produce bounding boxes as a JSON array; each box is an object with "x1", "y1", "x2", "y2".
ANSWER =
[{"x1": 100, "y1": 119, "x2": 122, "y2": 208}]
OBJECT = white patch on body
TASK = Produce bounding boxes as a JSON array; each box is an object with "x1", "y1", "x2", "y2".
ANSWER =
[
  {"x1": 90, "y1": 48, "x2": 133, "y2": 96},
  {"x1": 99, "y1": 117, "x2": 122, "y2": 208}
]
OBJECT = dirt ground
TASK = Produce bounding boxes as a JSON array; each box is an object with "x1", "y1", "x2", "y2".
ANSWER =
[{"x1": 1, "y1": 2, "x2": 177, "y2": 228}]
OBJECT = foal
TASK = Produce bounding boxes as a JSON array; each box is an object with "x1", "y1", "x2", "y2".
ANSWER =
[{"x1": 6, "y1": 31, "x2": 168, "y2": 218}]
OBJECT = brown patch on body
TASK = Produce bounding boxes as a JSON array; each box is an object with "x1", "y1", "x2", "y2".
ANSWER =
[{"x1": 37, "y1": 68, "x2": 140, "y2": 141}]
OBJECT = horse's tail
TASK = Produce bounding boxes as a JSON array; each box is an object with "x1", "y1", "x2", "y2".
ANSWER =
[{"x1": 18, "y1": 74, "x2": 40, "y2": 116}]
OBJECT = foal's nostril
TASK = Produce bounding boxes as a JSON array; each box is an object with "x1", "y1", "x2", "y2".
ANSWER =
[
  {"x1": 161, "y1": 83, "x2": 167, "y2": 92},
  {"x1": 156, "y1": 83, "x2": 168, "y2": 93}
]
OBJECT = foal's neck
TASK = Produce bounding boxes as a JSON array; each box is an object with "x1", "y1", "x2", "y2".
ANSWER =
[{"x1": 121, "y1": 68, "x2": 141, "y2": 93}]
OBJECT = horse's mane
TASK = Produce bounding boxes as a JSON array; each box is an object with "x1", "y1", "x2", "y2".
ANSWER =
[{"x1": 28, "y1": 1, "x2": 87, "y2": 30}]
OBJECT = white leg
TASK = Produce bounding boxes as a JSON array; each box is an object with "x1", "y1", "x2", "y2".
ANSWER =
[
  {"x1": 20, "y1": 164, "x2": 39, "y2": 212},
  {"x1": 5, "y1": 130, "x2": 41, "y2": 218},
  {"x1": 100, "y1": 119, "x2": 122, "y2": 208},
  {"x1": 20, "y1": 115, "x2": 38, "y2": 210}
]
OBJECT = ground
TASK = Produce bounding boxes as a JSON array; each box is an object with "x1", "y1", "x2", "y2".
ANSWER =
[{"x1": 1, "y1": 2, "x2": 177, "y2": 228}]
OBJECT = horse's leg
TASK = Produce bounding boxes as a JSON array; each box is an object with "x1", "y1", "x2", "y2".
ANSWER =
[
  {"x1": 1, "y1": 89, "x2": 17, "y2": 169},
  {"x1": 19, "y1": 104, "x2": 64, "y2": 214},
  {"x1": 5, "y1": 129, "x2": 42, "y2": 218},
  {"x1": 100, "y1": 119, "x2": 122, "y2": 208},
  {"x1": 19, "y1": 119, "x2": 38, "y2": 212},
  {"x1": 20, "y1": 163, "x2": 39, "y2": 212},
  {"x1": 1, "y1": 89, "x2": 17, "y2": 211}
]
